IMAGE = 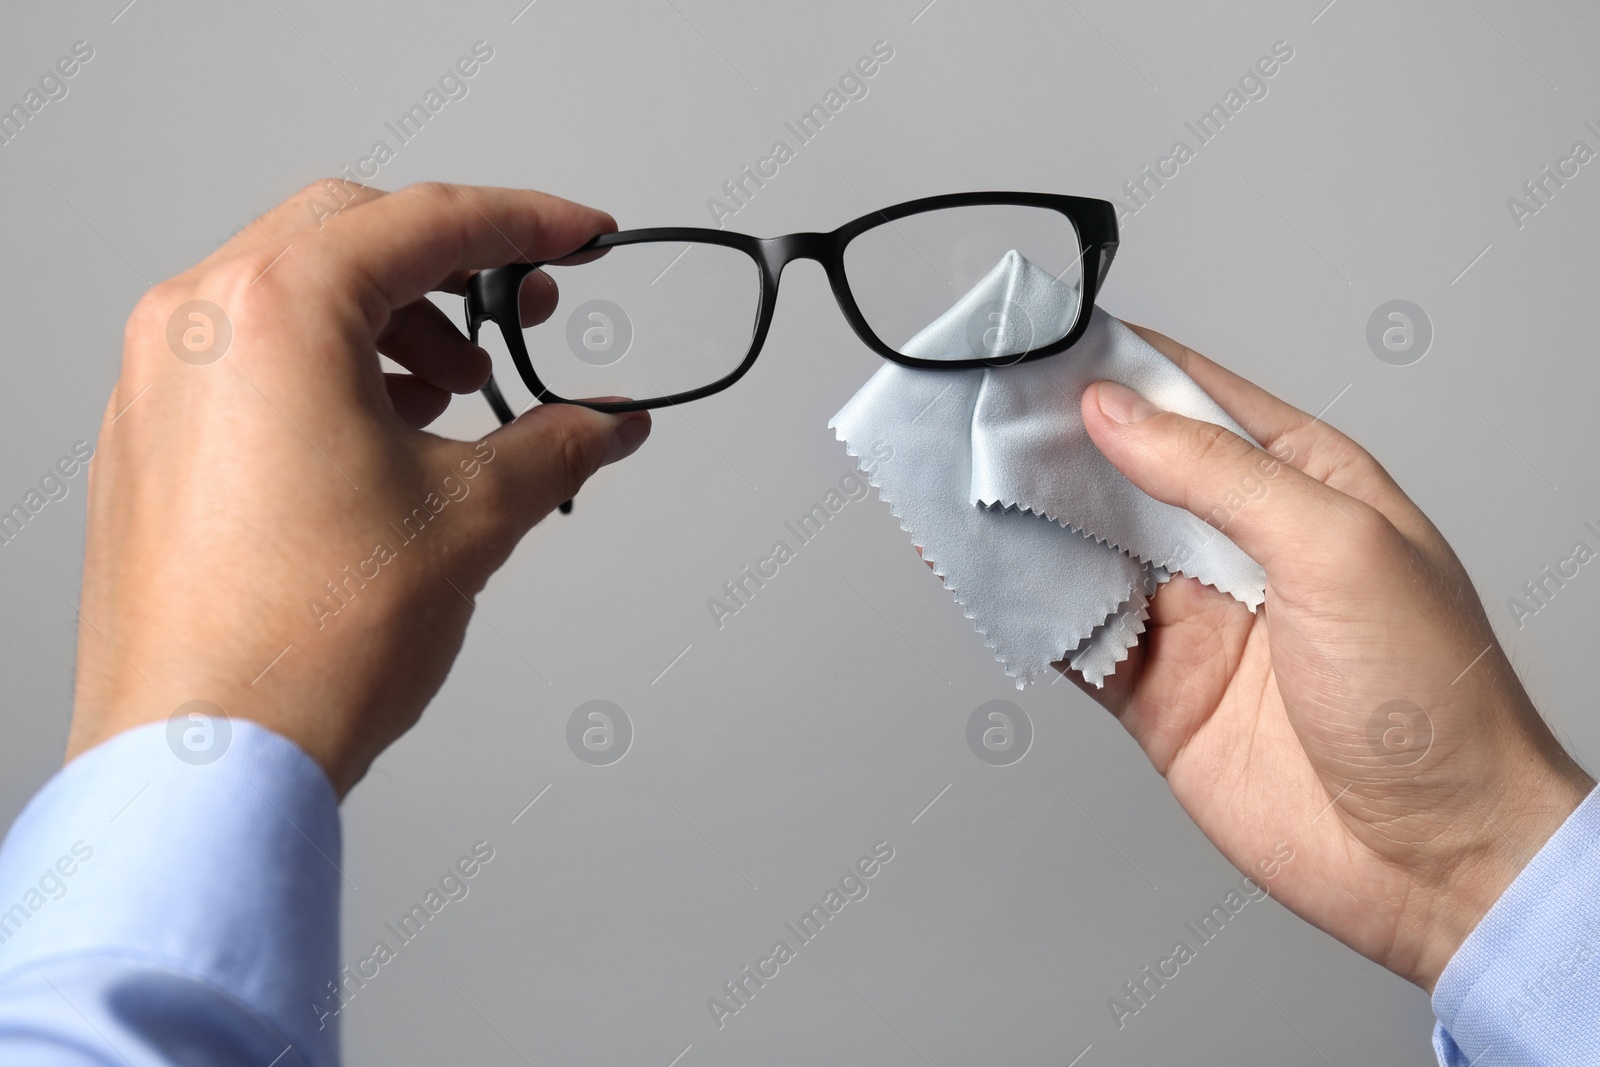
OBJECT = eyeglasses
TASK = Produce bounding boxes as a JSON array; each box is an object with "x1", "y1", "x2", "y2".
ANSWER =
[{"x1": 465, "y1": 191, "x2": 1119, "y2": 421}]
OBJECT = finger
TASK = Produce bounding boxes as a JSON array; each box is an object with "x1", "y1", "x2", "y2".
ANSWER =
[
  {"x1": 1123, "y1": 321, "x2": 1437, "y2": 543},
  {"x1": 384, "y1": 372, "x2": 451, "y2": 429},
  {"x1": 1082, "y1": 380, "x2": 1382, "y2": 574},
  {"x1": 231, "y1": 178, "x2": 387, "y2": 252},
  {"x1": 433, "y1": 258, "x2": 577, "y2": 297},
  {"x1": 432, "y1": 269, "x2": 477, "y2": 295},
  {"x1": 472, "y1": 400, "x2": 650, "y2": 538},
  {"x1": 317, "y1": 183, "x2": 616, "y2": 333},
  {"x1": 520, "y1": 269, "x2": 559, "y2": 328},
  {"x1": 377, "y1": 299, "x2": 491, "y2": 393},
  {"x1": 433, "y1": 267, "x2": 555, "y2": 338}
]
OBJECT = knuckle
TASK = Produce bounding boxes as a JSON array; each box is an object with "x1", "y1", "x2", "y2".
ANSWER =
[
  {"x1": 1321, "y1": 432, "x2": 1380, "y2": 481},
  {"x1": 121, "y1": 279, "x2": 193, "y2": 367},
  {"x1": 1183, "y1": 418, "x2": 1252, "y2": 470},
  {"x1": 1281, "y1": 422, "x2": 1383, "y2": 489},
  {"x1": 302, "y1": 176, "x2": 363, "y2": 200},
  {"x1": 198, "y1": 257, "x2": 282, "y2": 324},
  {"x1": 300, "y1": 177, "x2": 373, "y2": 221},
  {"x1": 298, "y1": 177, "x2": 341, "y2": 203},
  {"x1": 463, "y1": 455, "x2": 507, "y2": 519},
  {"x1": 556, "y1": 423, "x2": 602, "y2": 493},
  {"x1": 1338, "y1": 499, "x2": 1403, "y2": 556},
  {"x1": 209, "y1": 256, "x2": 271, "y2": 298},
  {"x1": 127, "y1": 252, "x2": 299, "y2": 368},
  {"x1": 402, "y1": 180, "x2": 458, "y2": 206},
  {"x1": 125, "y1": 282, "x2": 177, "y2": 343},
  {"x1": 395, "y1": 181, "x2": 472, "y2": 267}
]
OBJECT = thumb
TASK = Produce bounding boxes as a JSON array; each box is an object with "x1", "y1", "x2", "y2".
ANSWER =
[
  {"x1": 1081, "y1": 379, "x2": 1368, "y2": 573},
  {"x1": 475, "y1": 401, "x2": 651, "y2": 534}
]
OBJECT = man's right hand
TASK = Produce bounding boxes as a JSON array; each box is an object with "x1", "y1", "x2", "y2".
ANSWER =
[{"x1": 1071, "y1": 323, "x2": 1591, "y2": 992}]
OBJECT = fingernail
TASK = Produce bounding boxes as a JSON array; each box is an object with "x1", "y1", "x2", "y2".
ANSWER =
[
  {"x1": 1096, "y1": 380, "x2": 1160, "y2": 424},
  {"x1": 602, "y1": 415, "x2": 651, "y2": 466}
]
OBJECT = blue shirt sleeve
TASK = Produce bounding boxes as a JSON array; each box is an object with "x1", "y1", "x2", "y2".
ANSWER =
[
  {"x1": 1433, "y1": 783, "x2": 1600, "y2": 1065},
  {"x1": 0, "y1": 719, "x2": 342, "y2": 1067},
  {"x1": 0, "y1": 717, "x2": 1591, "y2": 1065}
]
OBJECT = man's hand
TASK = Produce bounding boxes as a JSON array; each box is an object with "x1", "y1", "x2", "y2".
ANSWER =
[
  {"x1": 67, "y1": 181, "x2": 650, "y2": 797},
  {"x1": 1072, "y1": 324, "x2": 1592, "y2": 991}
]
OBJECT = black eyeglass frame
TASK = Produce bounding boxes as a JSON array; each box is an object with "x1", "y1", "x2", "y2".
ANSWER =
[{"x1": 465, "y1": 190, "x2": 1119, "y2": 420}]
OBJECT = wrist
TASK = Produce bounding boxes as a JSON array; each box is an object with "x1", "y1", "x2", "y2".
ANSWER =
[
  {"x1": 1405, "y1": 753, "x2": 1593, "y2": 992},
  {"x1": 67, "y1": 668, "x2": 357, "y2": 799}
]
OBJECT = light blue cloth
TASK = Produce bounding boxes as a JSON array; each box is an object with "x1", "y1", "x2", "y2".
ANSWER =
[
  {"x1": 0, "y1": 720, "x2": 1592, "y2": 1064},
  {"x1": 0, "y1": 720, "x2": 341, "y2": 1066},
  {"x1": 1432, "y1": 783, "x2": 1600, "y2": 1065}
]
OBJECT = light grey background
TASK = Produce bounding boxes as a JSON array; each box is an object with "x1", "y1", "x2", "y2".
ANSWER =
[{"x1": 3, "y1": 0, "x2": 1597, "y2": 1063}]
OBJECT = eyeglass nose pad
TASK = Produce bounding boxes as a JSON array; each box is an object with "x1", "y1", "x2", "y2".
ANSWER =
[
  {"x1": 466, "y1": 294, "x2": 574, "y2": 516},
  {"x1": 467, "y1": 309, "x2": 517, "y2": 427}
]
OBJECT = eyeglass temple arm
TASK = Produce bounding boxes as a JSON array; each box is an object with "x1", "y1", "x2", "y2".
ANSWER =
[{"x1": 469, "y1": 303, "x2": 575, "y2": 516}]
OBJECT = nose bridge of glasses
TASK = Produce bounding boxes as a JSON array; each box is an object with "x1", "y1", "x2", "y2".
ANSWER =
[{"x1": 759, "y1": 231, "x2": 836, "y2": 275}]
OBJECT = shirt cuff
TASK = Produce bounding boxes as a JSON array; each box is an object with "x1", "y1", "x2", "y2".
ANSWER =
[
  {"x1": 1431, "y1": 783, "x2": 1600, "y2": 1066},
  {"x1": 0, "y1": 718, "x2": 343, "y2": 1067}
]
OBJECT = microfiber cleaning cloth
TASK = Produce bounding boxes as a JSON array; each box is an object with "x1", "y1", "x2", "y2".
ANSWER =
[{"x1": 829, "y1": 251, "x2": 1266, "y2": 688}]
